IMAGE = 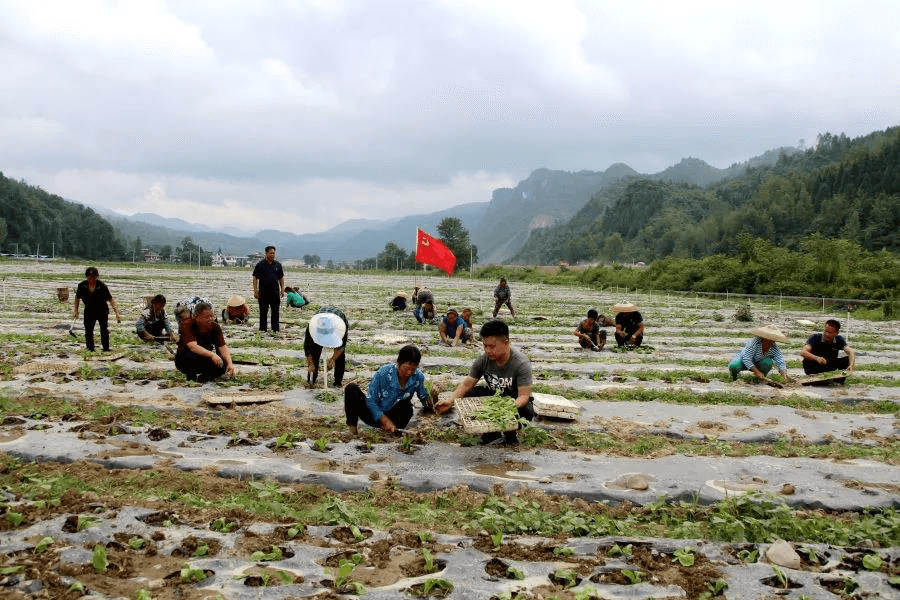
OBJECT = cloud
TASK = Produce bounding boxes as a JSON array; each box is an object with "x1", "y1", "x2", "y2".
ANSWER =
[{"x1": 1, "y1": 0, "x2": 898, "y2": 233}]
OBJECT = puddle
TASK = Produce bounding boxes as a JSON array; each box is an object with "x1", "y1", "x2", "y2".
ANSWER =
[
  {"x1": 468, "y1": 461, "x2": 537, "y2": 480},
  {"x1": 706, "y1": 476, "x2": 778, "y2": 495},
  {"x1": 604, "y1": 473, "x2": 655, "y2": 491},
  {"x1": 0, "y1": 428, "x2": 25, "y2": 443}
]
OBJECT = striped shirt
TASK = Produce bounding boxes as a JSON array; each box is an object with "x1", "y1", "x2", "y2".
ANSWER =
[{"x1": 733, "y1": 337, "x2": 787, "y2": 372}]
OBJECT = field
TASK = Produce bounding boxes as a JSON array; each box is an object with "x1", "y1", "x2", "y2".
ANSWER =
[{"x1": 0, "y1": 261, "x2": 898, "y2": 599}]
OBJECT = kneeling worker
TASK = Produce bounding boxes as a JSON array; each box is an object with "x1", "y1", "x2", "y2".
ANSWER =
[
  {"x1": 439, "y1": 308, "x2": 468, "y2": 346},
  {"x1": 136, "y1": 294, "x2": 175, "y2": 342},
  {"x1": 801, "y1": 319, "x2": 856, "y2": 375},
  {"x1": 435, "y1": 319, "x2": 534, "y2": 444},
  {"x1": 344, "y1": 345, "x2": 429, "y2": 435},
  {"x1": 613, "y1": 302, "x2": 644, "y2": 347},
  {"x1": 575, "y1": 308, "x2": 606, "y2": 351},
  {"x1": 305, "y1": 306, "x2": 349, "y2": 386},
  {"x1": 175, "y1": 302, "x2": 235, "y2": 382},
  {"x1": 222, "y1": 295, "x2": 251, "y2": 324}
]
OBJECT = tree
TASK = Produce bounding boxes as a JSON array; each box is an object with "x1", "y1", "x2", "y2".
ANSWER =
[
  {"x1": 377, "y1": 242, "x2": 409, "y2": 271},
  {"x1": 436, "y1": 217, "x2": 476, "y2": 272}
]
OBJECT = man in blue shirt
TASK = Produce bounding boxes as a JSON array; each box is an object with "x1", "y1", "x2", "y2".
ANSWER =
[
  {"x1": 252, "y1": 245, "x2": 285, "y2": 333},
  {"x1": 344, "y1": 345, "x2": 430, "y2": 435}
]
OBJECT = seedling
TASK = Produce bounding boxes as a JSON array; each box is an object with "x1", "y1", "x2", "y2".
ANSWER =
[
  {"x1": 705, "y1": 578, "x2": 728, "y2": 596},
  {"x1": 180, "y1": 563, "x2": 207, "y2": 583},
  {"x1": 607, "y1": 543, "x2": 632, "y2": 558},
  {"x1": 135, "y1": 590, "x2": 152, "y2": 600},
  {"x1": 490, "y1": 528, "x2": 503, "y2": 550},
  {"x1": 350, "y1": 524, "x2": 365, "y2": 541},
  {"x1": 417, "y1": 531, "x2": 433, "y2": 543},
  {"x1": 772, "y1": 566, "x2": 788, "y2": 589},
  {"x1": 286, "y1": 524, "x2": 303, "y2": 539},
  {"x1": 552, "y1": 568, "x2": 578, "y2": 588},
  {"x1": 210, "y1": 516, "x2": 237, "y2": 533},
  {"x1": 421, "y1": 578, "x2": 453, "y2": 595},
  {"x1": 422, "y1": 547, "x2": 436, "y2": 573},
  {"x1": 275, "y1": 570, "x2": 294, "y2": 584},
  {"x1": 67, "y1": 581, "x2": 85, "y2": 593},
  {"x1": 0, "y1": 566, "x2": 24, "y2": 575},
  {"x1": 800, "y1": 546, "x2": 819, "y2": 563},
  {"x1": 862, "y1": 553, "x2": 883, "y2": 571},
  {"x1": 77, "y1": 515, "x2": 98, "y2": 531},
  {"x1": 192, "y1": 542, "x2": 209, "y2": 557},
  {"x1": 553, "y1": 545, "x2": 575, "y2": 556},
  {"x1": 575, "y1": 588, "x2": 601, "y2": 600},
  {"x1": 273, "y1": 431, "x2": 300, "y2": 449},
  {"x1": 399, "y1": 434, "x2": 414, "y2": 452},
  {"x1": 34, "y1": 536, "x2": 53, "y2": 555},
  {"x1": 5, "y1": 511, "x2": 23, "y2": 526},
  {"x1": 673, "y1": 547, "x2": 696, "y2": 567},
  {"x1": 506, "y1": 566, "x2": 525, "y2": 580},
  {"x1": 128, "y1": 537, "x2": 146, "y2": 550},
  {"x1": 313, "y1": 436, "x2": 330, "y2": 452},
  {"x1": 841, "y1": 577, "x2": 859, "y2": 594},
  {"x1": 738, "y1": 548, "x2": 759, "y2": 563},
  {"x1": 250, "y1": 546, "x2": 283, "y2": 561},
  {"x1": 332, "y1": 555, "x2": 364, "y2": 592},
  {"x1": 621, "y1": 569, "x2": 644, "y2": 585}
]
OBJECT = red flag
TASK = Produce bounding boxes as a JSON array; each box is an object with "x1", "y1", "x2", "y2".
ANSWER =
[{"x1": 415, "y1": 229, "x2": 456, "y2": 275}]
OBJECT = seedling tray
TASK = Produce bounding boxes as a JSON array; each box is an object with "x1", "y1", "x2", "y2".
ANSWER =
[
  {"x1": 532, "y1": 392, "x2": 579, "y2": 420},
  {"x1": 456, "y1": 396, "x2": 518, "y2": 434},
  {"x1": 203, "y1": 391, "x2": 283, "y2": 406}
]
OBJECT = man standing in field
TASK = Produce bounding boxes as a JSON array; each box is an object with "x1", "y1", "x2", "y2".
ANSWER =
[
  {"x1": 800, "y1": 319, "x2": 856, "y2": 374},
  {"x1": 435, "y1": 319, "x2": 534, "y2": 444},
  {"x1": 252, "y1": 245, "x2": 285, "y2": 333}
]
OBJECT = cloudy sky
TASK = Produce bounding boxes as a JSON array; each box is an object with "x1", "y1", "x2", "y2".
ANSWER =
[{"x1": 2, "y1": 1, "x2": 899, "y2": 235}]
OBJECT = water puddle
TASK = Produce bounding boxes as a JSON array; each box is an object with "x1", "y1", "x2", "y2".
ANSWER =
[{"x1": 468, "y1": 460, "x2": 537, "y2": 480}]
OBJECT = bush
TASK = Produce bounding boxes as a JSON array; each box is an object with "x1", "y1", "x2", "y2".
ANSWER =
[{"x1": 734, "y1": 305, "x2": 753, "y2": 322}]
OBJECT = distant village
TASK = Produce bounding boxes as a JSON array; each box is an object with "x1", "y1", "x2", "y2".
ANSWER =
[{"x1": 139, "y1": 249, "x2": 335, "y2": 269}]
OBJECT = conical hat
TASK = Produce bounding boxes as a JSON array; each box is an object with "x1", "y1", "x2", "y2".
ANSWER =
[
  {"x1": 750, "y1": 324, "x2": 787, "y2": 342},
  {"x1": 227, "y1": 295, "x2": 246, "y2": 307},
  {"x1": 394, "y1": 291, "x2": 408, "y2": 298},
  {"x1": 612, "y1": 302, "x2": 638, "y2": 313}
]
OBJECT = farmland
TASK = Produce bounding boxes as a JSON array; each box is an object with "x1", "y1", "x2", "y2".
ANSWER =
[{"x1": 0, "y1": 261, "x2": 898, "y2": 599}]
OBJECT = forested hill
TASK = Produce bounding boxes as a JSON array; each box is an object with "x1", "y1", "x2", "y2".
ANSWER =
[
  {"x1": 0, "y1": 173, "x2": 125, "y2": 260},
  {"x1": 513, "y1": 127, "x2": 900, "y2": 264}
]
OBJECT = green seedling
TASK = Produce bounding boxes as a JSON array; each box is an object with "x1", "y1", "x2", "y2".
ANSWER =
[
  {"x1": 192, "y1": 542, "x2": 209, "y2": 557},
  {"x1": 673, "y1": 547, "x2": 696, "y2": 567},
  {"x1": 5, "y1": 511, "x2": 23, "y2": 526},
  {"x1": 77, "y1": 515, "x2": 98, "y2": 531},
  {"x1": 67, "y1": 581, "x2": 85, "y2": 593},
  {"x1": 399, "y1": 434, "x2": 414, "y2": 452},
  {"x1": 490, "y1": 528, "x2": 503, "y2": 550},
  {"x1": 888, "y1": 576, "x2": 900, "y2": 588},
  {"x1": 210, "y1": 516, "x2": 237, "y2": 533},
  {"x1": 350, "y1": 524, "x2": 365, "y2": 541},
  {"x1": 841, "y1": 577, "x2": 859, "y2": 594},
  {"x1": 135, "y1": 590, "x2": 152, "y2": 600},
  {"x1": 552, "y1": 568, "x2": 578, "y2": 588},
  {"x1": 621, "y1": 569, "x2": 644, "y2": 584},
  {"x1": 800, "y1": 546, "x2": 819, "y2": 563},
  {"x1": 575, "y1": 587, "x2": 601, "y2": 600},
  {"x1": 275, "y1": 570, "x2": 294, "y2": 584},
  {"x1": 258, "y1": 572, "x2": 271, "y2": 587},
  {"x1": 553, "y1": 546, "x2": 575, "y2": 556},
  {"x1": 607, "y1": 543, "x2": 632, "y2": 558},
  {"x1": 92, "y1": 544, "x2": 108, "y2": 573},
  {"x1": 417, "y1": 531, "x2": 433, "y2": 543},
  {"x1": 313, "y1": 436, "x2": 330, "y2": 452},
  {"x1": 422, "y1": 548, "x2": 436, "y2": 573},
  {"x1": 421, "y1": 578, "x2": 453, "y2": 595},
  {"x1": 286, "y1": 524, "x2": 303, "y2": 539},
  {"x1": 250, "y1": 546, "x2": 283, "y2": 561},
  {"x1": 772, "y1": 565, "x2": 788, "y2": 589},
  {"x1": 706, "y1": 578, "x2": 728, "y2": 595},
  {"x1": 862, "y1": 553, "x2": 883, "y2": 571},
  {"x1": 332, "y1": 555, "x2": 364, "y2": 591},
  {"x1": 471, "y1": 392, "x2": 518, "y2": 428},
  {"x1": 0, "y1": 566, "x2": 24, "y2": 575},
  {"x1": 180, "y1": 563, "x2": 207, "y2": 583},
  {"x1": 506, "y1": 566, "x2": 525, "y2": 580},
  {"x1": 128, "y1": 537, "x2": 146, "y2": 550},
  {"x1": 34, "y1": 536, "x2": 53, "y2": 555},
  {"x1": 519, "y1": 425, "x2": 552, "y2": 447},
  {"x1": 738, "y1": 548, "x2": 759, "y2": 563}
]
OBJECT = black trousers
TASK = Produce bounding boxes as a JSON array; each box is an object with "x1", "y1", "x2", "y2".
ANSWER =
[
  {"x1": 466, "y1": 385, "x2": 534, "y2": 443},
  {"x1": 344, "y1": 383, "x2": 413, "y2": 429},
  {"x1": 803, "y1": 356, "x2": 850, "y2": 375},
  {"x1": 304, "y1": 329, "x2": 347, "y2": 386},
  {"x1": 258, "y1": 294, "x2": 280, "y2": 332},
  {"x1": 84, "y1": 311, "x2": 110, "y2": 352},
  {"x1": 615, "y1": 331, "x2": 643, "y2": 347},
  {"x1": 175, "y1": 349, "x2": 226, "y2": 382}
]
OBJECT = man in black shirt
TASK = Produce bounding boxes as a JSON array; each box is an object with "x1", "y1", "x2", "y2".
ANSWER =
[
  {"x1": 800, "y1": 319, "x2": 856, "y2": 375},
  {"x1": 252, "y1": 245, "x2": 285, "y2": 333}
]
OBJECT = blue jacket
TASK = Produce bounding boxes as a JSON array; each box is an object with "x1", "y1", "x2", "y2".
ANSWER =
[{"x1": 366, "y1": 363, "x2": 428, "y2": 422}]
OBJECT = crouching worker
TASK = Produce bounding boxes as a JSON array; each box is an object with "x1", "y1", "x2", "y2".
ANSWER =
[
  {"x1": 344, "y1": 345, "x2": 429, "y2": 436},
  {"x1": 285, "y1": 287, "x2": 308, "y2": 308},
  {"x1": 221, "y1": 295, "x2": 250, "y2": 324},
  {"x1": 728, "y1": 325, "x2": 791, "y2": 384},
  {"x1": 575, "y1": 308, "x2": 606, "y2": 351},
  {"x1": 136, "y1": 294, "x2": 175, "y2": 342},
  {"x1": 175, "y1": 302, "x2": 235, "y2": 382},
  {"x1": 435, "y1": 319, "x2": 534, "y2": 444},
  {"x1": 305, "y1": 307, "x2": 349, "y2": 386},
  {"x1": 801, "y1": 319, "x2": 856, "y2": 375}
]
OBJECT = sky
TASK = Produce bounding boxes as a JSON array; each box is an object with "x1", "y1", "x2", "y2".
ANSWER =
[{"x1": 2, "y1": 0, "x2": 899, "y2": 235}]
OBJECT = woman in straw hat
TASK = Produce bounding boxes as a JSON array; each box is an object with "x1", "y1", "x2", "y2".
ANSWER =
[
  {"x1": 728, "y1": 325, "x2": 792, "y2": 384},
  {"x1": 304, "y1": 306, "x2": 350, "y2": 386},
  {"x1": 390, "y1": 290, "x2": 408, "y2": 311},
  {"x1": 221, "y1": 295, "x2": 250, "y2": 324},
  {"x1": 612, "y1": 302, "x2": 644, "y2": 347}
]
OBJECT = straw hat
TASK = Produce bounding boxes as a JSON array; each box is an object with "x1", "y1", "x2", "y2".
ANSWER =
[
  {"x1": 394, "y1": 291, "x2": 408, "y2": 298},
  {"x1": 750, "y1": 324, "x2": 787, "y2": 342},
  {"x1": 309, "y1": 312, "x2": 347, "y2": 348},
  {"x1": 227, "y1": 295, "x2": 246, "y2": 308},
  {"x1": 612, "y1": 302, "x2": 639, "y2": 313}
]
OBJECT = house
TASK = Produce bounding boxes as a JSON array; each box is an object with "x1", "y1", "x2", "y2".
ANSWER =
[{"x1": 142, "y1": 249, "x2": 161, "y2": 263}]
